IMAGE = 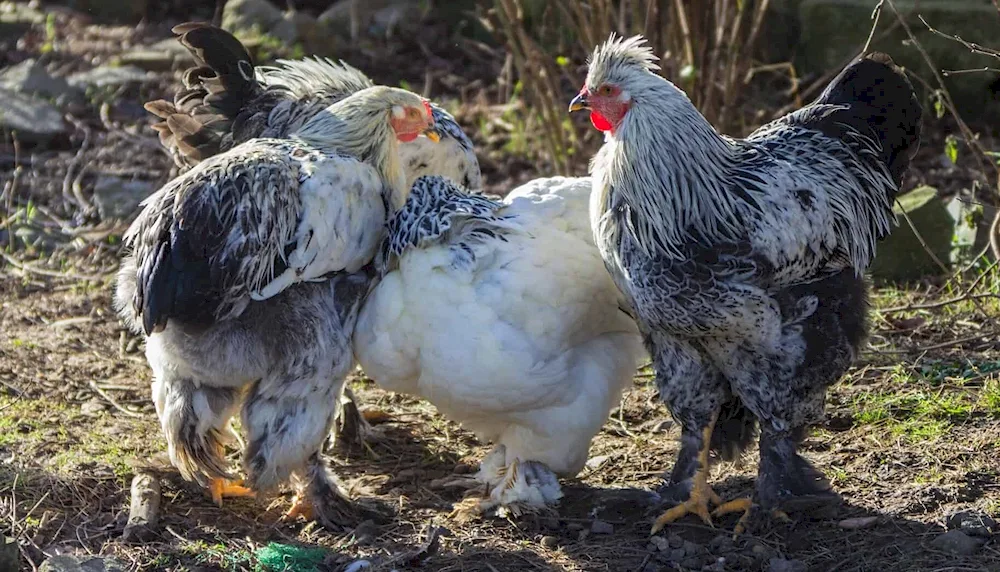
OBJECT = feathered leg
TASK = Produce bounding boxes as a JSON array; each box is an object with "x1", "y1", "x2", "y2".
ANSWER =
[
  {"x1": 330, "y1": 385, "x2": 388, "y2": 453},
  {"x1": 150, "y1": 367, "x2": 251, "y2": 506},
  {"x1": 450, "y1": 445, "x2": 562, "y2": 521},
  {"x1": 648, "y1": 333, "x2": 729, "y2": 534}
]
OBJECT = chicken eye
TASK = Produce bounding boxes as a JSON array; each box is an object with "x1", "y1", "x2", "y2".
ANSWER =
[{"x1": 598, "y1": 85, "x2": 615, "y2": 96}]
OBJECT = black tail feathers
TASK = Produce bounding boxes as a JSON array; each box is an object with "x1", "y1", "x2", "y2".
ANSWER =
[
  {"x1": 815, "y1": 51, "x2": 923, "y2": 188},
  {"x1": 710, "y1": 397, "x2": 758, "y2": 462},
  {"x1": 144, "y1": 22, "x2": 262, "y2": 167}
]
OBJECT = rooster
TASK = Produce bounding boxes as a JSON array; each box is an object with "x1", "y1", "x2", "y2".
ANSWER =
[
  {"x1": 569, "y1": 35, "x2": 921, "y2": 534},
  {"x1": 115, "y1": 85, "x2": 437, "y2": 527},
  {"x1": 145, "y1": 22, "x2": 481, "y2": 192},
  {"x1": 353, "y1": 175, "x2": 645, "y2": 517}
]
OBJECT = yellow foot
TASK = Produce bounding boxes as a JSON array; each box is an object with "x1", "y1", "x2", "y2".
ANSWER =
[
  {"x1": 209, "y1": 478, "x2": 254, "y2": 507},
  {"x1": 651, "y1": 485, "x2": 724, "y2": 534},
  {"x1": 282, "y1": 495, "x2": 315, "y2": 522},
  {"x1": 712, "y1": 497, "x2": 753, "y2": 537},
  {"x1": 449, "y1": 495, "x2": 494, "y2": 523}
]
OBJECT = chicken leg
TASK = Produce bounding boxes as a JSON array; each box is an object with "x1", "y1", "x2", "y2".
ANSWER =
[
  {"x1": 209, "y1": 478, "x2": 255, "y2": 507},
  {"x1": 651, "y1": 422, "x2": 724, "y2": 533},
  {"x1": 450, "y1": 446, "x2": 562, "y2": 521}
]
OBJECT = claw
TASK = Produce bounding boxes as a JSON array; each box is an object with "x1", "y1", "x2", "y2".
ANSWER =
[
  {"x1": 282, "y1": 494, "x2": 315, "y2": 522},
  {"x1": 209, "y1": 478, "x2": 254, "y2": 507},
  {"x1": 712, "y1": 497, "x2": 754, "y2": 538},
  {"x1": 651, "y1": 481, "x2": 721, "y2": 533}
]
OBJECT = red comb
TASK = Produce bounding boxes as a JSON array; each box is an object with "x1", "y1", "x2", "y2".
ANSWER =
[{"x1": 423, "y1": 100, "x2": 433, "y2": 118}]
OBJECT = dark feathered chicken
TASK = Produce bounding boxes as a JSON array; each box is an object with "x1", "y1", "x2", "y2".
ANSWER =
[
  {"x1": 145, "y1": 22, "x2": 481, "y2": 191},
  {"x1": 570, "y1": 35, "x2": 921, "y2": 535}
]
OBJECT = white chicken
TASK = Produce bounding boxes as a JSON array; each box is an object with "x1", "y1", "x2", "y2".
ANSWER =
[
  {"x1": 353, "y1": 175, "x2": 645, "y2": 516},
  {"x1": 116, "y1": 85, "x2": 438, "y2": 528}
]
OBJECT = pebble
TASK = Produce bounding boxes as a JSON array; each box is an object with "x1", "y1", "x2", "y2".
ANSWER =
[
  {"x1": 751, "y1": 543, "x2": 768, "y2": 556},
  {"x1": 946, "y1": 510, "x2": 998, "y2": 538},
  {"x1": 768, "y1": 557, "x2": 807, "y2": 572},
  {"x1": 708, "y1": 534, "x2": 734, "y2": 552},
  {"x1": 0, "y1": 87, "x2": 66, "y2": 140},
  {"x1": 649, "y1": 535, "x2": 670, "y2": 552},
  {"x1": 667, "y1": 548, "x2": 687, "y2": 562},
  {"x1": 668, "y1": 533, "x2": 685, "y2": 548},
  {"x1": 930, "y1": 530, "x2": 985, "y2": 556},
  {"x1": 590, "y1": 519, "x2": 614, "y2": 535},
  {"x1": 838, "y1": 516, "x2": 879, "y2": 530},
  {"x1": 540, "y1": 535, "x2": 558, "y2": 549},
  {"x1": 40, "y1": 555, "x2": 127, "y2": 572}
]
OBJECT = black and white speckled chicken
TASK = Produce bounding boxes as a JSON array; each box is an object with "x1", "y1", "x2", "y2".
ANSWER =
[
  {"x1": 142, "y1": 21, "x2": 482, "y2": 443},
  {"x1": 570, "y1": 35, "x2": 921, "y2": 534},
  {"x1": 116, "y1": 84, "x2": 438, "y2": 528},
  {"x1": 145, "y1": 22, "x2": 481, "y2": 191}
]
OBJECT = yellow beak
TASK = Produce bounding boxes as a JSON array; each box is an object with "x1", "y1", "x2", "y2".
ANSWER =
[
  {"x1": 423, "y1": 127, "x2": 442, "y2": 143},
  {"x1": 568, "y1": 92, "x2": 589, "y2": 113}
]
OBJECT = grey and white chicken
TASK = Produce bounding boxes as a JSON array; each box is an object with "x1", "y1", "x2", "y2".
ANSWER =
[
  {"x1": 353, "y1": 175, "x2": 645, "y2": 517},
  {"x1": 116, "y1": 85, "x2": 437, "y2": 528},
  {"x1": 142, "y1": 21, "x2": 482, "y2": 443},
  {"x1": 570, "y1": 35, "x2": 921, "y2": 534}
]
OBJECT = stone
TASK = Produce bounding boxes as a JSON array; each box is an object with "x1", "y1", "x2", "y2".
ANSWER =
[
  {"x1": 91, "y1": 176, "x2": 157, "y2": 220},
  {"x1": 0, "y1": 59, "x2": 81, "y2": 102},
  {"x1": 838, "y1": 516, "x2": 879, "y2": 530},
  {"x1": 667, "y1": 533, "x2": 684, "y2": 548},
  {"x1": 540, "y1": 535, "x2": 558, "y2": 549},
  {"x1": 794, "y1": 0, "x2": 1000, "y2": 117},
  {"x1": 118, "y1": 39, "x2": 194, "y2": 72},
  {"x1": 80, "y1": 399, "x2": 107, "y2": 415},
  {"x1": 768, "y1": 558, "x2": 807, "y2": 572},
  {"x1": 667, "y1": 548, "x2": 686, "y2": 561},
  {"x1": 590, "y1": 519, "x2": 614, "y2": 535},
  {"x1": 649, "y1": 535, "x2": 670, "y2": 552},
  {"x1": 870, "y1": 186, "x2": 955, "y2": 282},
  {"x1": 40, "y1": 555, "x2": 127, "y2": 572},
  {"x1": 223, "y1": 0, "x2": 297, "y2": 44},
  {"x1": 68, "y1": 65, "x2": 152, "y2": 89},
  {"x1": 0, "y1": 87, "x2": 66, "y2": 140},
  {"x1": 929, "y1": 530, "x2": 985, "y2": 556},
  {"x1": 946, "y1": 510, "x2": 998, "y2": 538},
  {"x1": 585, "y1": 455, "x2": 610, "y2": 470},
  {"x1": 0, "y1": 535, "x2": 18, "y2": 572}
]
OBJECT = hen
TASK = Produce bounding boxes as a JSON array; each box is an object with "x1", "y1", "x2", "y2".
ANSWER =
[
  {"x1": 353, "y1": 175, "x2": 645, "y2": 517},
  {"x1": 570, "y1": 36, "x2": 921, "y2": 534},
  {"x1": 142, "y1": 21, "x2": 482, "y2": 441},
  {"x1": 145, "y1": 22, "x2": 481, "y2": 191},
  {"x1": 115, "y1": 85, "x2": 437, "y2": 527}
]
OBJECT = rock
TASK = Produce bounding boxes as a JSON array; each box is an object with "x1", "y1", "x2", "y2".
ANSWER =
[
  {"x1": 930, "y1": 530, "x2": 985, "y2": 556},
  {"x1": 540, "y1": 535, "x2": 558, "y2": 549},
  {"x1": 223, "y1": 0, "x2": 298, "y2": 44},
  {"x1": 649, "y1": 535, "x2": 670, "y2": 552},
  {"x1": 667, "y1": 533, "x2": 684, "y2": 548},
  {"x1": 702, "y1": 558, "x2": 726, "y2": 572},
  {"x1": 838, "y1": 516, "x2": 879, "y2": 530},
  {"x1": 0, "y1": 535, "x2": 18, "y2": 572},
  {"x1": 946, "y1": 510, "x2": 998, "y2": 539},
  {"x1": 585, "y1": 455, "x2": 610, "y2": 470},
  {"x1": 870, "y1": 186, "x2": 955, "y2": 282},
  {"x1": 0, "y1": 59, "x2": 81, "y2": 102},
  {"x1": 948, "y1": 196, "x2": 998, "y2": 264},
  {"x1": 667, "y1": 548, "x2": 686, "y2": 562},
  {"x1": 681, "y1": 556, "x2": 706, "y2": 569},
  {"x1": 768, "y1": 557, "x2": 807, "y2": 572},
  {"x1": 91, "y1": 176, "x2": 157, "y2": 220},
  {"x1": 708, "y1": 534, "x2": 734, "y2": 552},
  {"x1": 682, "y1": 540, "x2": 707, "y2": 556},
  {"x1": 40, "y1": 555, "x2": 127, "y2": 572},
  {"x1": 590, "y1": 519, "x2": 614, "y2": 535},
  {"x1": 794, "y1": 0, "x2": 1000, "y2": 118},
  {"x1": 68, "y1": 65, "x2": 152, "y2": 89},
  {"x1": 80, "y1": 399, "x2": 107, "y2": 415},
  {"x1": 118, "y1": 39, "x2": 194, "y2": 72},
  {"x1": 0, "y1": 87, "x2": 66, "y2": 140}
]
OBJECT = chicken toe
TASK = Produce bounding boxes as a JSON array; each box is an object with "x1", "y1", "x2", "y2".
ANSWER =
[{"x1": 209, "y1": 478, "x2": 255, "y2": 507}]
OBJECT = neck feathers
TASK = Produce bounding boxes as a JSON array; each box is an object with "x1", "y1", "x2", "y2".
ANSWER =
[
  {"x1": 595, "y1": 82, "x2": 750, "y2": 258},
  {"x1": 293, "y1": 98, "x2": 407, "y2": 209}
]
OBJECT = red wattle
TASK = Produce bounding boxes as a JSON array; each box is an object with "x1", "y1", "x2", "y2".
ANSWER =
[
  {"x1": 397, "y1": 132, "x2": 419, "y2": 142},
  {"x1": 590, "y1": 111, "x2": 613, "y2": 132}
]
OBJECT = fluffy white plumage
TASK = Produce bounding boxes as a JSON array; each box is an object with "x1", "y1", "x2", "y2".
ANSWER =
[{"x1": 353, "y1": 175, "x2": 645, "y2": 514}]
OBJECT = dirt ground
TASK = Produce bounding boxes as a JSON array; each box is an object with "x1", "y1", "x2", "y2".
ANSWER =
[{"x1": 2, "y1": 3, "x2": 1000, "y2": 572}]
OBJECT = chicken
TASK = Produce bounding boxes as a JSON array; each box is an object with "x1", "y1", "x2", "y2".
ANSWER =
[
  {"x1": 352, "y1": 175, "x2": 645, "y2": 517},
  {"x1": 115, "y1": 85, "x2": 438, "y2": 528},
  {"x1": 569, "y1": 35, "x2": 921, "y2": 534},
  {"x1": 145, "y1": 22, "x2": 481, "y2": 191},
  {"x1": 142, "y1": 21, "x2": 482, "y2": 444}
]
